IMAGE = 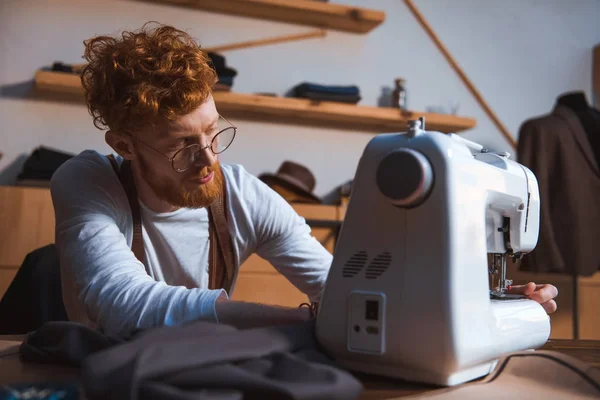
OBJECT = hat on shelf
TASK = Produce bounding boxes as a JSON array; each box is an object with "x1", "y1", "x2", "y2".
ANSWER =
[
  {"x1": 259, "y1": 161, "x2": 322, "y2": 204},
  {"x1": 207, "y1": 52, "x2": 238, "y2": 78}
]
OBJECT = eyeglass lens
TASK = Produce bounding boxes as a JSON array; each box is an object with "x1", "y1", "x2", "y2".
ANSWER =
[
  {"x1": 171, "y1": 126, "x2": 236, "y2": 171},
  {"x1": 214, "y1": 126, "x2": 236, "y2": 154}
]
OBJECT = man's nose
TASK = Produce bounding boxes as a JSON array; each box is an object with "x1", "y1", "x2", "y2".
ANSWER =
[{"x1": 192, "y1": 146, "x2": 216, "y2": 167}]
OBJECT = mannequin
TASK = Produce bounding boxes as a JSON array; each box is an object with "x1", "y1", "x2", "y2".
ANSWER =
[
  {"x1": 554, "y1": 92, "x2": 600, "y2": 339},
  {"x1": 557, "y1": 91, "x2": 600, "y2": 168}
]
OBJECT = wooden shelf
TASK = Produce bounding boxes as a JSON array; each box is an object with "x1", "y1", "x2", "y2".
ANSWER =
[
  {"x1": 34, "y1": 70, "x2": 476, "y2": 133},
  {"x1": 213, "y1": 91, "x2": 476, "y2": 133},
  {"x1": 35, "y1": 70, "x2": 82, "y2": 96},
  {"x1": 141, "y1": 0, "x2": 385, "y2": 34}
]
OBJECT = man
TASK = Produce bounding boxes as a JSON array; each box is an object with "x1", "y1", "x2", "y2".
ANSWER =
[{"x1": 51, "y1": 23, "x2": 558, "y2": 339}]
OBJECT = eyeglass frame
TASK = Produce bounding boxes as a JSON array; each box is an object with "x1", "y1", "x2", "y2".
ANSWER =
[{"x1": 127, "y1": 114, "x2": 237, "y2": 173}]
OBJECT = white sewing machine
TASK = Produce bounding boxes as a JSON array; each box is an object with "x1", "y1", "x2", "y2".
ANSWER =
[{"x1": 315, "y1": 118, "x2": 551, "y2": 387}]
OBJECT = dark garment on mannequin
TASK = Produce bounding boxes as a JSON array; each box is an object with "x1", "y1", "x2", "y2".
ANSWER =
[
  {"x1": 517, "y1": 99, "x2": 600, "y2": 276},
  {"x1": 556, "y1": 92, "x2": 600, "y2": 168}
]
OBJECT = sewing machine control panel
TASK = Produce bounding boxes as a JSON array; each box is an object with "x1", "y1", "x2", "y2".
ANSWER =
[{"x1": 347, "y1": 291, "x2": 386, "y2": 355}]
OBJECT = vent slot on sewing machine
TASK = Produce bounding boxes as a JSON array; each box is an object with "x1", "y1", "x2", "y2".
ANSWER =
[
  {"x1": 342, "y1": 251, "x2": 368, "y2": 278},
  {"x1": 365, "y1": 252, "x2": 392, "y2": 279}
]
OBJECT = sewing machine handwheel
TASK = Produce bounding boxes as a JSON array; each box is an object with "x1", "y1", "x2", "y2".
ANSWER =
[{"x1": 376, "y1": 149, "x2": 433, "y2": 208}]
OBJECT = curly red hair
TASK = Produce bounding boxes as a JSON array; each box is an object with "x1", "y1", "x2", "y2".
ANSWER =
[{"x1": 81, "y1": 22, "x2": 217, "y2": 135}]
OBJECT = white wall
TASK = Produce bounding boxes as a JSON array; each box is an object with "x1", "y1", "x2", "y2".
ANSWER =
[{"x1": 1, "y1": 0, "x2": 599, "y2": 197}]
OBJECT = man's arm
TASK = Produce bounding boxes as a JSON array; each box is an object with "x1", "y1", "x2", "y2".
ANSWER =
[
  {"x1": 202, "y1": 165, "x2": 331, "y2": 328},
  {"x1": 52, "y1": 153, "x2": 225, "y2": 338},
  {"x1": 214, "y1": 296, "x2": 312, "y2": 329},
  {"x1": 233, "y1": 168, "x2": 334, "y2": 304}
]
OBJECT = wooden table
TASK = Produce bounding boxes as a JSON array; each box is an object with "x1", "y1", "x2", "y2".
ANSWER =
[
  {"x1": 359, "y1": 339, "x2": 600, "y2": 399},
  {"x1": 1, "y1": 337, "x2": 599, "y2": 399}
]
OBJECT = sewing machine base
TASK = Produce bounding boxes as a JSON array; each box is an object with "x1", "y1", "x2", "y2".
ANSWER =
[
  {"x1": 321, "y1": 297, "x2": 550, "y2": 387},
  {"x1": 337, "y1": 357, "x2": 502, "y2": 387}
]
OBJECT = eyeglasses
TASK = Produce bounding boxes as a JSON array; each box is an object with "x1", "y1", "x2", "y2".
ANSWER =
[{"x1": 129, "y1": 114, "x2": 237, "y2": 173}]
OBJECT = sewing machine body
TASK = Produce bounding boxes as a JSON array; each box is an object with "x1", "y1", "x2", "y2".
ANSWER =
[{"x1": 315, "y1": 121, "x2": 551, "y2": 386}]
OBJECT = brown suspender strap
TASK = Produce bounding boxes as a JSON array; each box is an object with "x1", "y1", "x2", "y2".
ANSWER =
[
  {"x1": 106, "y1": 154, "x2": 237, "y2": 294},
  {"x1": 106, "y1": 155, "x2": 147, "y2": 268},
  {"x1": 208, "y1": 183, "x2": 237, "y2": 293}
]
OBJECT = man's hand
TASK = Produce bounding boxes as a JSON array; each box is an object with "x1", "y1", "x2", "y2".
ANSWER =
[
  {"x1": 506, "y1": 282, "x2": 558, "y2": 314},
  {"x1": 215, "y1": 297, "x2": 313, "y2": 329}
]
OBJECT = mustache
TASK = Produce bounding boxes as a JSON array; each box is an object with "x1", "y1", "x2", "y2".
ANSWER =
[{"x1": 188, "y1": 163, "x2": 219, "y2": 180}]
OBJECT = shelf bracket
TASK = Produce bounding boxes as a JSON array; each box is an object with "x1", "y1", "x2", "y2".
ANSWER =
[
  {"x1": 72, "y1": 29, "x2": 327, "y2": 72},
  {"x1": 205, "y1": 29, "x2": 327, "y2": 53}
]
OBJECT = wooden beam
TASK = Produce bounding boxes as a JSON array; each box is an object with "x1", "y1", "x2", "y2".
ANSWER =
[
  {"x1": 205, "y1": 29, "x2": 326, "y2": 53},
  {"x1": 71, "y1": 29, "x2": 327, "y2": 72},
  {"x1": 404, "y1": 0, "x2": 516, "y2": 149}
]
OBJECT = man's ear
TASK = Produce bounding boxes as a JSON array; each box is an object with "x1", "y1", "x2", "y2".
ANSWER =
[{"x1": 105, "y1": 131, "x2": 136, "y2": 160}]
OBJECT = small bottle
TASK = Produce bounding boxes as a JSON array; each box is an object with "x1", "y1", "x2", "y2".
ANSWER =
[{"x1": 392, "y1": 78, "x2": 407, "y2": 110}]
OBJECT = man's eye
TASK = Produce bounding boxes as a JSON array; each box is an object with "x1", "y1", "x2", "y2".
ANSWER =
[{"x1": 169, "y1": 140, "x2": 186, "y2": 151}]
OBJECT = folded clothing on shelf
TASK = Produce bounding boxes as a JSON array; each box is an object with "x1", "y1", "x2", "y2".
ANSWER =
[
  {"x1": 16, "y1": 146, "x2": 74, "y2": 187},
  {"x1": 216, "y1": 75, "x2": 234, "y2": 87},
  {"x1": 299, "y1": 92, "x2": 361, "y2": 104},
  {"x1": 289, "y1": 82, "x2": 361, "y2": 104},
  {"x1": 51, "y1": 62, "x2": 77, "y2": 74}
]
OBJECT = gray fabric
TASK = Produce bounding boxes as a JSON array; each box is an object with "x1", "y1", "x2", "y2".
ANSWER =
[
  {"x1": 400, "y1": 350, "x2": 600, "y2": 399},
  {"x1": 81, "y1": 320, "x2": 363, "y2": 400}
]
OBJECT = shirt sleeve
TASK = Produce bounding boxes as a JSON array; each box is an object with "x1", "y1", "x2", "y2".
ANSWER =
[
  {"x1": 51, "y1": 152, "x2": 225, "y2": 338},
  {"x1": 242, "y1": 170, "x2": 333, "y2": 303}
]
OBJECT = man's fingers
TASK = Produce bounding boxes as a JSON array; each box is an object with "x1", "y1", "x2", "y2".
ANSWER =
[
  {"x1": 541, "y1": 300, "x2": 558, "y2": 314},
  {"x1": 505, "y1": 282, "x2": 538, "y2": 295},
  {"x1": 527, "y1": 284, "x2": 559, "y2": 305},
  {"x1": 500, "y1": 282, "x2": 558, "y2": 314}
]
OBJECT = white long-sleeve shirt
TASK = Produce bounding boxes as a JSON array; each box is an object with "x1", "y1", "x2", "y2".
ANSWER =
[{"x1": 51, "y1": 150, "x2": 332, "y2": 338}]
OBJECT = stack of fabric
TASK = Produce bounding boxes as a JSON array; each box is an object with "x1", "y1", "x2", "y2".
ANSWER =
[
  {"x1": 50, "y1": 61, "x2": 78, "y2": 74},
  {"x1": 16, "y1": 146, "x2": 74, "y2": 187},
  {"x1": 289, "y1": 82, "x2": 361, "y2": 104},
  {"x1": 207, "y1": 52, "x2": 237, "y2": 92}
]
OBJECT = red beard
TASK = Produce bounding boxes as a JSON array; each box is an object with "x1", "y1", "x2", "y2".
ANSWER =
[{"x1": 139, "y1": 158, "x2": 224, "y2": 209}]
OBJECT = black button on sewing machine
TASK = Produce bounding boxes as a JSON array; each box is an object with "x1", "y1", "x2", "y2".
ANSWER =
[{"x1": 365, "y1": 300, "x2": 379, "y2": 321}]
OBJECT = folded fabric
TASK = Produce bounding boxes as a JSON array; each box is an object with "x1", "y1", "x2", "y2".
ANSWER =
[
  {"x1": 20, "y1": 320, "x2": 364, "y2": 400},
  {"x1": 20, "y1": 321, "x2": 122, "y2": 367},
  {"x1": 17, "y1": 146, "x2": 74, "y2": 182},
  {"x1": 292, "y1": 82, "x2": 360, "y2": 97},
  {"x1": 298, "y1": 91, "x2": 361, "y2": 104},
  {"x1": 51, "y1": 61, "x2": 76, "y2": 74},
  {"x1": 217, "y1": 75, "x2": 234, "y2": 86}
]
